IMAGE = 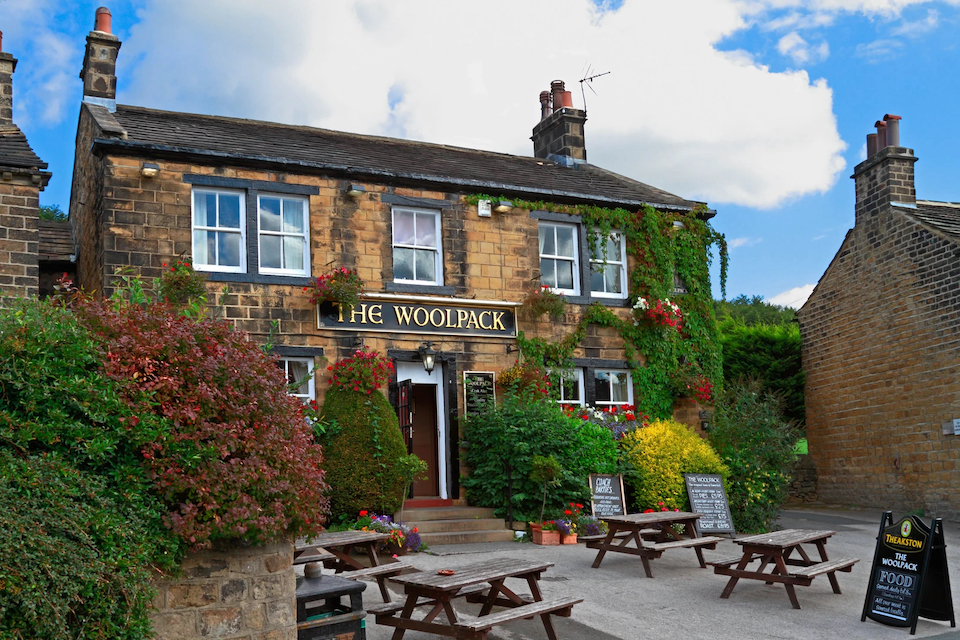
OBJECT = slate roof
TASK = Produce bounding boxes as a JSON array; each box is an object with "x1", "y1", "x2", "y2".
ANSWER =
[
  {"x1": 38, "y1": 219, "x2": 74, "y2": 262},
  {"x1": 100, "y1": 104, "x2": 701, "y2": 211},
  {"x1": 906, "y1": 200, "x2": 960, "y2": 244},
  {"x1": 0, "y1": 124, "x2": 47, "y2": 170}
]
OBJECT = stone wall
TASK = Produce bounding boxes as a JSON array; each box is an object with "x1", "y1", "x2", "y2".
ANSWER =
[
  {"x1": 799, "y1": 203, "x2": 960, "y2": 519},
  {"x1": 787, "y1": 454, "x2": 817, "y2": 503},
  {"x1": 150, "y1": 540, "x2": 296, "y2": 640},
  {"x1": 0, "y1": 178, "x2": 39, "y2": 300}
]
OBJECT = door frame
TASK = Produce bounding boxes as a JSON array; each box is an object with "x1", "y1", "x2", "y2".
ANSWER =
[{"x1": 395, "y1": 361, "x2": 446, "y2": 499}]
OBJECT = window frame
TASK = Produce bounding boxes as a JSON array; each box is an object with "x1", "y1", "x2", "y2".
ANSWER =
[
  {"x1": 191, "y1": 187, "x2": 246, "y2": 273},
  {"x1": 392, "y1": 206, "x2": 444, "y2": 286},
  {"x1": 278, "y1": 356, "x2": 316, "y2": 402},
  {"x1": 538, "y1": 221, "x2": 581, "y2": 296},
  {"x1": 257, "y1": 193, "x2": 311, "y2": 277},
  {"x1": 554, "y1": 368, "x2": 585, "y2": 407},
  {"x1": 593, "y1": 368, "x2": 634, "y2": 407},
  {"x1": 589, "y1": 229, "x2": 627, "y2": 299}
]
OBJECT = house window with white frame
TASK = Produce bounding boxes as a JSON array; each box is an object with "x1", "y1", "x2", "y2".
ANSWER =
[
  {"x1": 594, "y1": 369, "x2": 633, "y2": 406},
  {"x1": 192, "y1": 189, "x2": 245, "y2": 272},
  {"x1": 258, "y1": 194, "x2": 309, "y2": 276},
  {"x1": 539, "y1": 222, "x2": 579, "y2": 295},
  {"x1": 556, "y1": 368, "x2": 584, "y2": 406},
  {"x1": 392, "y1": 207, "x2": 442, "y2": 285},
  {"x1": 589, "y1": 230, "x2": 627, "y2": 298},
  {"x1": 278, "y1": 357, "x2": 315, "y2": 402}
]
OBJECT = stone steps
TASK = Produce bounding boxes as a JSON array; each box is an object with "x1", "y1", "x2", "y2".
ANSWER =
[{"x1": 397, "y1": 506, "x2": 516, "y2": 546}]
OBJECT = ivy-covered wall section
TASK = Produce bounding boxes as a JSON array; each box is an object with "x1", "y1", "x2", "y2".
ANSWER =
[{"x1": 466, "y1": 196, "x2": 727, "y2": 420}]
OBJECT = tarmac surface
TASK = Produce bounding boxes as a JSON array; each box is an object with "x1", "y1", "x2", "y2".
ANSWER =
[{"x1": 347, "y1": 505, "x2": 960, "y2": 640}]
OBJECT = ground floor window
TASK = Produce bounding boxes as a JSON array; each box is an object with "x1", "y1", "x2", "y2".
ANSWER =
[
  {"x1": 594, "y1": 369, "x2": 632, "y2": 406},
  {"x1": 278, "y1": 357, "x2": 315, "y2": 401}
]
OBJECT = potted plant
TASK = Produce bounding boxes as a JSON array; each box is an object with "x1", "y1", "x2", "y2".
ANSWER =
[
  {"x1": 530, "y1": 454, "x2": 562, "y2": 524},
  {"x1": 304, "y1": 266, "x2": 364, "y2": 311},
  {"x1": 554, "y1": 519, "x2": 577, "y2": 544},
  {"x1": 531, "y1": 520, "x2": 560, "y2": 546}
]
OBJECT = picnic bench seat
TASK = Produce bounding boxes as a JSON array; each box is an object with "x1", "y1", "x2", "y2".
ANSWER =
[
  {"x1": 582, "y1": 528, "x2": 658, "y2": 545},
  {"x1": 787, "y1": 557, "x2": 859, "y2": 578},
  {"x1": 708, "y1": 555, "x2": 751, "y2": 568},
  {"x1": 369, "y1": 582, "x2": 489, "y2": 617},
  {"x1": 644, "y1": 535, "x2": 723, "y2": 551},
  {"x1": 454, "y1": 596, "x2": 582, "y2": 638},
  {"x1": 338, "y1": 559, "x2": 412, "y2": 602}
]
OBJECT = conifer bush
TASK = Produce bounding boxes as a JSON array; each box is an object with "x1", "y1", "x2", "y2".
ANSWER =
[{"x1": 620, "y1": 418, "x2": 729, "y2": 512}]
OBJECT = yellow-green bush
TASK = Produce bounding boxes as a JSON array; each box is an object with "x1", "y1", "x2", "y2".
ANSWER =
[{"x1": 620, "y1": 419, "x2": 729, "y2": 511}]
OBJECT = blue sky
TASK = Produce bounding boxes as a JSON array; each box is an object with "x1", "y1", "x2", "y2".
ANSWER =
[{"x1": 4, "y1": 0, "x2": 959, "y2": 307}]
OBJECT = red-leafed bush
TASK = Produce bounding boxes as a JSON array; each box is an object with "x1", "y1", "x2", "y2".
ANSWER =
[{"x1": 74, "y1": 296, "x2": 329, "y2": 549}]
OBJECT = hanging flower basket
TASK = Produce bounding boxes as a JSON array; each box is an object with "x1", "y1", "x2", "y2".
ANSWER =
[
  {"x1": 632, "y1": 297, "x2": 683, "y2": 331},
  {"x1": 303, "y1": 267, "x2": 364, "y2": 310}
]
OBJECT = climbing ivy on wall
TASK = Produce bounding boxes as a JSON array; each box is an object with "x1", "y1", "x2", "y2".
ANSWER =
[{"x1": 465, "y1": 195, "x2": 728, "y2": 419}]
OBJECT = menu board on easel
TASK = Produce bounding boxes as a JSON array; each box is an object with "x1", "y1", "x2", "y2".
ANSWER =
[
  {"x1": 589, "y1": 474, "x2": 626, "y2": 518},
  {"x1": 862, "y1": 511, "x2": 955, "y2": 634},
  {"x1": 463, "y1": 371, "x2": 495, "y2": 416},
  {"x1": 684, "y1": 473, "x2": 735, "y2": 534}
]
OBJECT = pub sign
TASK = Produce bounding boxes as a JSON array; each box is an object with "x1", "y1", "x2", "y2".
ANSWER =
[{"x1": 318, "y1": 297, "x2": 517, "y2": 338}]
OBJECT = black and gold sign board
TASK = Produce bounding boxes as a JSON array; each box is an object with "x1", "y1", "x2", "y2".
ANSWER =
[
  {"x1": 862, "y1": 512, "x2": 955, "y2": 634},
  {"x1": 318, "y1": 300, "x2": 516, "y2": 337},
  {"x1": 463, "y1": 371, "x2": 495, "y2": 416}
]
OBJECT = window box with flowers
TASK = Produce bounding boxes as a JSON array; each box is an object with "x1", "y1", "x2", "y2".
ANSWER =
[{"x1": 304, "y1": 266, "x2": 364, "y2": 310}]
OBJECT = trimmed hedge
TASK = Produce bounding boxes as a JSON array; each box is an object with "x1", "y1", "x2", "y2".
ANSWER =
[
  {"x1": 321, "y1": 387, "x2": 408, "y2": 518},
  {"x1": 620, "y1": 419, "x2": 729, "y2": 512}
]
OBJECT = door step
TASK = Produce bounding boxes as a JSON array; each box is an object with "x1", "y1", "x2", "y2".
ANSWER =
[{"x1": 395, "y1": 506, "x2": 516, "y2": 546}]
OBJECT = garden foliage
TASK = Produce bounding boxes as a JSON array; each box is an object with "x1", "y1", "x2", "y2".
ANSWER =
[
  {"x1": 619, "y1": 418, "x2": 729, "y2": 512},
  {"x1": 719, "y1": 319, "x2": 805, "y2": 425},
  {"x1": 460, "y1": 388, "x2": 618, "y2": 523},
  {"x1": 321, "y1": 381, "x2": 408, "y2": 518},
  {"x1": 709, "y1": 379, "x2": 800, "y2": 533}
]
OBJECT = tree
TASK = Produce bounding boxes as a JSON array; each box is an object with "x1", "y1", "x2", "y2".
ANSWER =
[
  {"x1": 716, "y1": 294, "x2": 795, "y2": 326},
  {"x1": 39, "y1": 204, "x2": 67, "y2": 220}
]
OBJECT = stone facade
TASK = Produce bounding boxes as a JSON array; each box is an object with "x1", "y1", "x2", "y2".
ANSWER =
[
  {"x1": 799, "y1": 119, "x2": 960, "y2": 519},
  {"x1": 149, "y1": 541, "x2": 297, "y2": 640},
  {"x1": 0, "y1": 179, "x2": 40, "y2": 299}
]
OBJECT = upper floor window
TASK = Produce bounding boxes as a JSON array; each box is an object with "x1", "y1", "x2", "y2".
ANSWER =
[
  {"x1": 393, "y1": 207, "x2": 442, "y2": 285},
  {"x1": 594, "y1": 369, "x2": 633, "y2": 406},
  {"x1": 193, "y1": 189, "x2": 245, "y2": 272},
  {"x1": 258, "y1": 195, "x2": 309, "y2": 276},
  {"x1": 278, "y1": 357, "x2": 315, "y2": 402},
  {"x1": 589, "y1": 231, "x2": 627, "y2": 299},
  {"x1": 539, "y1": 222, "x2": 579, "y2": 295}
]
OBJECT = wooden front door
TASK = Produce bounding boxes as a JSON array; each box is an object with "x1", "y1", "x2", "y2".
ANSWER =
[{"x1": 410, "y1": 384, "x2": 439, "y2": 496}]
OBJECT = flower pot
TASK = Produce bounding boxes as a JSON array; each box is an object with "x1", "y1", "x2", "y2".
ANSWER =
[
  {"x1": 560, "y1": 533, "x2": 578, "y2": 545},
  {"x1": 532, "y1": 529, "x2": 560, "y2": 546},
  {"x1": 382, "y1": 542, "x2": 409, "y2": 557}
]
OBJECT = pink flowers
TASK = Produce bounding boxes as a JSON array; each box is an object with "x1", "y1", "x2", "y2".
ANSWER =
[
  {"x1": 304, "y1": 267, "x2": 364, "y2": 308},
  {"x1": 633, "y1": 297, "x2": 683, "y2": 330}
]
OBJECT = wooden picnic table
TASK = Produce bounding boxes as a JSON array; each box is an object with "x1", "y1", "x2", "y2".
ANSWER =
[
  {"x1": 588, "y1": 511, "x2": 723, "y2": 578},
  {"x1": 711, "y1": 528, "x2": 859, "y2": 609},
  {"x1": 295, "y1": 530, "x2": 408, "y2": 602},
  {"x1": 371, "y1": 557, "x2": 581, "y2": 640}
]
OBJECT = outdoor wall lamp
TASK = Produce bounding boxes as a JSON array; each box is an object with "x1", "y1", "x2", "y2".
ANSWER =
[
  {"x1": 494, "y1": 200, "x2": 514, "y2": 214},
  {"x1": 419, "y1": 341, "x2": 437, "y2": 373},
  {"x1": 346, "y1": 184, "x2": 366, "y2": 199},
  {"x1": 140, "y1": 162, "x2": 160, "y2": 178}
]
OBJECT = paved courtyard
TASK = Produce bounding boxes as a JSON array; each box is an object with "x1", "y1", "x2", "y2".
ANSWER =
[{"x1": 354, "y1": 506, "x2": 960, "y2": 640}]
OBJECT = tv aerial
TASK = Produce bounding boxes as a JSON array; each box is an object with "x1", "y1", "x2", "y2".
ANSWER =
[{"x1": 579, "y1": 63, "x2": 611, "y2": 111}]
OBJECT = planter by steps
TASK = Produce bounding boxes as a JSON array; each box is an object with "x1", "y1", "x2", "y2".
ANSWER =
[
  {"x1": 561, "y1": 533, "x2": 578, "y2": 545},
  {"x1": 532, "y1": 528, "x2": 560, "y2": 545}
]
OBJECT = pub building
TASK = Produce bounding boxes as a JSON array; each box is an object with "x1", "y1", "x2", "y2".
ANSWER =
[{"x1": 67, "y1": 8, "x2": 717, "y2": 511}]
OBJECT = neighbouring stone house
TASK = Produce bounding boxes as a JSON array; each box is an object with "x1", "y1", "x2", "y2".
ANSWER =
[
  {"x1": 799, "y1": 115, "x2": 960, "y2": 520},
  {"x1": 68, "y1": 10, "x2": 721, "y2": 513},
  {"x1": 0, "y1": 35, "x2": 50, "y2": 301}
]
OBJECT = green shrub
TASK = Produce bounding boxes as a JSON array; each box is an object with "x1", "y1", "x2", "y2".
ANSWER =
[
  {"x1": 321, "y1": 386, "x2": 408, "y2": 518},
  {"x1": 461, "y1": 389, "x2": 618, "y2": 522},
  {"x1": 719, "y1": 319, "x2": 805, "y2": 425},
  {"x1": 620, "y1": 419, "x2": 729, "y2": 511},
  {"x1": 709, "y1": 379, "x2": 800, "y2": 533},
  {"x1": 0, "y1": 452, "x2": 162, "y2": 640}
]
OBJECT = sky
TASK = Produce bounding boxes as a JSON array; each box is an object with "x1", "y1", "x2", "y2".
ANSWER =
[{"x1": 3, "y1": 0, "x2": 959, "y2": 308}]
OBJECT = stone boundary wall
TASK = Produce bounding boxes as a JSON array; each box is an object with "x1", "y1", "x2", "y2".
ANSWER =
[
  {"x1": 150, "y1": 540, "x2": 297, "y2": 640},
  {"x1": 787, "y1": 454, "x2": 817, "y2": 503}
]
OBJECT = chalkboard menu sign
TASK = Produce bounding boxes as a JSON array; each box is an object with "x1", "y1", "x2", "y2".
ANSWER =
[
  {"x1": 683, "y1": 474, "x2": 735, "y2": 534},
  {"x1": 589, "y1": 474, "x2": 626, "y2": 518},
  {"x1": 862, "y1": 511, "x2": 955, "y2": 634},
  {"x1": 463, "y1": 371, "x2": 495, "y2": 416}
]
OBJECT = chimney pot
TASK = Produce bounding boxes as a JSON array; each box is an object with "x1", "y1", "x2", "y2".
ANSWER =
[
  {"x1": 550, "y1": 80, "x2": 565, "y2": 113},
  {"x1": 95, "y1": 7, "x2": 112, "y2": 34},
  {"x1": 539, "y1": 90, "x2": 551, "y2": 121},
  {"x1": 884, "y1": 114, "x2": 901, "y2": 147},
  {"x1": 866, "y1": 133, "x2": 878, "y2": 157},
  {"x1": 875, "y1": 120, "x2": 887, "y2": 150},
  {"x1": 559, "y1": 91, "x2": 574, "y2": 109}
]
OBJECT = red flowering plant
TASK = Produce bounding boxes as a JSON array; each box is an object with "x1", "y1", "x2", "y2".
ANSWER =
[
  {"x1": 304, "y1": 266, "x2": 364, "y2": 310},
  {"x1": 671, "y1": 361, "x2": 714, "y2": 404},
  {"x1": 496, "y1": 361, "x2": 551, "y2": 396},
  {"x1": 157, "y1": 259, "x2": 207, "y2": 308},
  {"x1": 346, "y1": 511, "x2": 425, "y2": 552},
  {"x1": 520, "y1": 284, "x2": 567, "y2": 321},
  {"x1": 563, "y1": 403, "x2": 649, "y2": 440},
  {"x1": 632, "y1": 296, "x2": 682, "y2": 330},
  {"x1": 327, "y1": 347, "x2": 394, "y2": 395}
]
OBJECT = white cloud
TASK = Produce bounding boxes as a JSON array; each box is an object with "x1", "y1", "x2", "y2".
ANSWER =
[
  {"x1": 777, "y1": 32, "x2": 830, "y2": 65},
  {"x1": 728, "y1": 237, "x2": 762, "y2": 249},
  {"x1": 892, "y1": 8, "x2": 939, "y2": 35},
  {"x1": 855, "y1": 38, "x2": 905, "y2": 61},
  {"x1": 769, "y1": 284, "x2": 817, "y2": 308}
]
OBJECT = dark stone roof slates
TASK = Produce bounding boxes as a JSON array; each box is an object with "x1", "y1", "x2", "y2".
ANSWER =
[{"x1": 0, "y1": 124, "x2": 47, "y2": 170}]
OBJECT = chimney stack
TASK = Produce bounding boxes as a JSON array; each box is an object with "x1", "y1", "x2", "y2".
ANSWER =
[
  {"x1": 80, "y1": 6, "x2": 121, "y2": 112},
  {"x1": 853, "y1": 114, "x2": 916, "y2": 225},
  {"x1": 531, "y1": 80, "x2": 587, "y2": 166},
  {"x1": 0, "y1": 30, "x2": 17, "y2": 125}
]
